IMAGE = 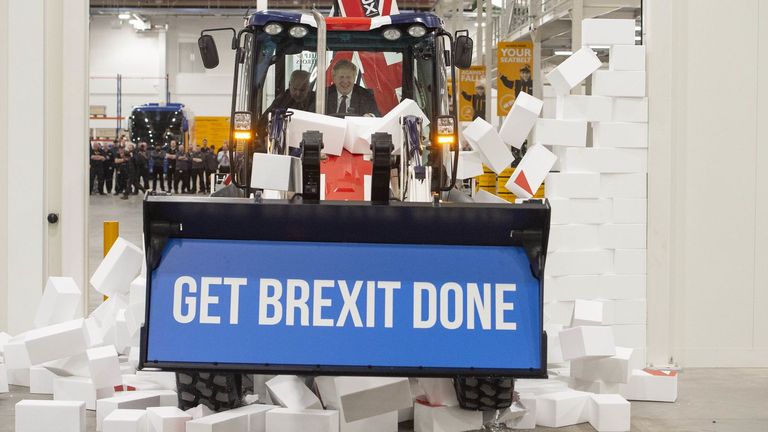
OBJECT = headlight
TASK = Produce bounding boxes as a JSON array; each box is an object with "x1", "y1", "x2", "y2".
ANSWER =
[
  {"x1": 264, "y1": 23, "x2": 283, "y2": 35},
  {"x1": 407, "y1": 24, "x2": 427, "y2": 37},
  {"x1": 289, "y1": 25, "x2": 308, "y2": 38},
  {"x1": 436, "y1": 116, "x2": 456, "y2": 145},
  {"x1": 233, "y1": 111, "x2": 252, "y2": 140},
  {"x1": 382, "y1": 27, "x2": 402, "y2": 41}
]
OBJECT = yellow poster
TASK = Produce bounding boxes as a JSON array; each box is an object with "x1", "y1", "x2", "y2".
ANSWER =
[
  {"x1": 194, "y1": 116, "x2": 230, "y2": 152},
  {"x1": 497, "y1": 41, "x2": 534, "y2": 116},
  {"x1": 459, "y1": 66, "x2": 487, "y2": 122}
]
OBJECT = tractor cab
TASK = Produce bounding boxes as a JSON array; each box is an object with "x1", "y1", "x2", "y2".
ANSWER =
[{"x1": 198, "y1": 10, "x2": 473, "y2": 198}]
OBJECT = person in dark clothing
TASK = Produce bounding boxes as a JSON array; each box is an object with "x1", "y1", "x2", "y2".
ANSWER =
[
  {"x1": 267, "y1": 70, "x2": 316, "y2": 113},
  {"x1": 189, "y1": 143, "x2": 205, "y2": 194},
  {"x1": 123, "y1": 143, "x2": 146, "y2": 199},
  {"x1": 461, "y1": 83, "x2": 486, "y2": 120},
  {"x1": 113, "y1": 146, "x2": 130, "y2": 199},
  {"x1": 325, "y1": 60, "x2": 380, "y2": 117},
  {"x1": 500, "y1": 64, "x2": 534, "y2": 99},
  {"x1": 89, "y1": 142, "x2": 106, "y2": 195},
  {"x1": 165, "y1": 140, "x2": 178, "y2": 193},
  {"x1": 175, "y1": 144, "x2": 191, "y2": 193},
  {"x1": 135, "y1": 142, "x2": 150, "y2": 191},
  {"x1": 149, "y1": 144, "x2": 166, "y2": 191},
  {"x1": 103, "y1": 141, "x2": 116, "y2": 194},
  {"x1": 202, "y1": 146, "x2": 218, "y2": 194}
]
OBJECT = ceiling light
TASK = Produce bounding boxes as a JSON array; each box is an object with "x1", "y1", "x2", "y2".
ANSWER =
[
  {"x1": 554, "y1": 50, "x2": 572, "y2": 56},
  {"x1": 118, "y1": 12, "x2": 131, "y2": 20}
]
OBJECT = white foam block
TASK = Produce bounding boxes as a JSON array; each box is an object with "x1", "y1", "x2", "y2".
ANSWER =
[
  {"x1": 507, "y1": 393, "x2": 536, "y2": 429},
  {"x1": 570, "y1": 379, "x2": 622, "y2": 395},
  {"x1": 316, "y1": 377, "x2": 400, "y2": 432},
  {"x1": 334, "y1": 377, "x2": 412, "y2": 423},
  {"x1": 413, "y1": 402, "x2": 483, "y2": 432},
  {"x1": 34, "y1": 277, "x2": 82, "y2": 328},
  {"x1": 515, "y1": 379, "x2": 570, "y2": 396},
  {"x1": 559, "y1": 326, "x2": 616, "y2": 360},
  {"x1": 30, "y1": 365, "x2": 57, "y2": 394},
  {"x1": 125, "y1": 301, "x2": 145, "y2": 339},
  {"x1": 571, "y1": 347, "x2": 634, "y2": 384},
  {"x1": 266, "y1": 375, "x2": 322, "y2": 410},
  {"x1": 549, "y1": 198, "x2": 612, "y2": 224},
  {"x1": 504, "y1": 144, "x2": 556, "y2": 199},
  {"x1": 589, "y1": 394, "x2": 630, "y2": 432},
  {"x1": 186, "y1": 408, "x2": 249, "y2": 432},
  {"x1": 546, "y1": 250, "x2": 612, "y2": 277},
  {"x1": 15, "y1": 399, "x2": 86, "y2": 432},
  {"x1": 546, "y1": 47, "x2": 601, "y2": 95},
  {"x1": 556, "y1": 95, "x2": 613, "y2": 122},
  {"x1": 54, "y1": 376, "x2": 115, "y2": 411},
  {"x1": 534, "y1": 119, "x2": 588, "y2": 147},
  {"x1": 146, "y1": 406, "x2": 192, "y2": 432},
  {"x1": 593, "y1": 122, "x2": 648, "y2": 148},
  {"x1": 103, "y1": 409, "x2": 147, "y2": 432},
  {"x1": 416, "y1": 378, "x2": 459, "y2": 407},
  {"x1": 361, "y1": 99, "x2": 429, "y2": 156},
  {"x1": 456, "y1": 151, "x2": 484, "y2": 180},
  {"x1": 135, "y1": 371, "x2": 177, "y2": 391},
  {"x1": 546, "y1": 172, "x2": 602, "y2": 199},
  {"x1": 610, "y1": 45, "x2": 646, "y2": 71},
  {"x1": 473, "y1": 189, "x2": 511, "y2": 204},
  {"x1": 250, "y1": 153, "x2": 300, "y2": 191},
  {"x1": 593, "y1": 71, "x2": 646, "y2": 97},
  {"x1": 90, "y1": 237, "x2": 143, "y2": 297},
  {"x1": 499, "y1": 91, "x2": 544, "y2": 149},
  {"x1": 115, "y1": 310, "x2": 131, "y2": 355},
  {"x1": 612, "y1": 324, "x2": 646, "y2": 348},
  {"x1": 560, "y1": 148, "x2": 647, "y2": 173},
  {"x1": 97, "y1": 391, "x2": 172, "y2": 431},
  {"x1": 544, "y1": 301, "x2": 576, "y2": 326},
  {"x1": 600, "y1": 174, "x2": 646, "y2": 198},
  {"x1": 544, "y1": 324, "x2": 564, "y2": 364},
  {"x1": 287, "y1": 110, "x2": 346, "y2": 156},
  {"x1": 571, "y1": 299, "x2": 604, "y2": 326},
  {"x1": 8, "y1": 367, "x2": 31, "y2": 386},
  {"x1": 463, "y1": 117, "x2": 514, "y2": 174},
  {"x1": 0, "y1": 331, "x2": 12, "y2": 353},
  {"x1": 599, "y1": 224, "x2": 646, "y2": 249},
  {"x1": 0, "y1": 364, "x2": 8, "y2": 393},
  {"x1": 122, "y1": 375, "x2": 163, "y2": 391},
  {"x1": 266, "y1": 408, "x2": 339, "y2": 432},
  {"x1": 614, "y1": 249, "x2": 647, "y2": 275},
  {"x1": 603, "y1": 300, "x2": 646, "y2": 326},
  {"x1": 24, "y1": 319, "x2": 89, "y2": 365},
  {"x1": 548, "y1": 225, "x2": 600, "y2": 251},
  {"x1": 582, "y1": 19, "x2": 636, "y2": 46},
  {"x1": 620, "y1": 369, "x2": 677, "y2": 402},
  {"x1": 344, "y1": 116, "x2": 382, "y2": 155},
  {"x1": 129, "y1": 277, "x2": 146, "y2": 307},
  {"x1": 87, "y1": 345, "x2": 122, "y2": 390},
  {"x1": 612, "y1": 98, "x2": 648, "y2": 123},
  {"x1": 535, "y1": 390, "x2": 590, "y2": 428},
  {"x1": 233, "y1": 403, "x2": 279, "y2": 432},
  {"x1": 612, "y1": 198, "x2": 646, "y2": 224},
  {"x1": 4, "y1": 335, "x2": 31, "y2": 369}
]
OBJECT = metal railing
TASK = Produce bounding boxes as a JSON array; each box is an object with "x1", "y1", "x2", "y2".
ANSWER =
[{"x1": 502, "y1": 0, "x2": 571, "y2": 39}]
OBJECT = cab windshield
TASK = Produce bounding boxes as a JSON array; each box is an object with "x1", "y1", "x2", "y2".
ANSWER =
[{"x1": 241, "y1": 28, "x2": 450, "y2": 136}]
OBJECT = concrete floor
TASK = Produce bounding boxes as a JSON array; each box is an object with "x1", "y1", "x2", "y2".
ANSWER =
[
  {"x1": 52, "y1": 195, "x2": 759, "y2": 431},
  {"x1": 2, "y1": 369, "x2": 767, "y2": 431}
]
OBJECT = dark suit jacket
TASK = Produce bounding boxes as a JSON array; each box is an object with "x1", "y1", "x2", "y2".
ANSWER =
[{"x1": 326, "y1": 84, "x2": 380, "y2": 117}]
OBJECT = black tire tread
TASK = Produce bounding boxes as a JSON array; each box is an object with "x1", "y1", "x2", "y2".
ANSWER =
[
  {"x1": 175, "y1": 371, "x2": 245, "y2": 412},
  {"x1": 453, "y1": 376, "x2": 514, "y2": 411}
]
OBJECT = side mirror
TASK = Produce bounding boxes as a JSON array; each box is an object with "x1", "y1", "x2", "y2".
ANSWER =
[
  {"x1": 453, "y1": 33, "x2": 474, "y2": 70},
  {"x1": 198, "y1": 34, "x2": 220, "y2": 69}
]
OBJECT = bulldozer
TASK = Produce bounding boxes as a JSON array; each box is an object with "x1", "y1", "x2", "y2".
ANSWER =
[{"x1": 140, "y1": 8, "x2": 550, "y2": 427}]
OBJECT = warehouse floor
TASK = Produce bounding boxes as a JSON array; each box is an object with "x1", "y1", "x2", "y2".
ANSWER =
[
  {"x1": 72, "y1": 197, "x2": 768, "y2": 431},
  {"x1": 1, "y1": 368, "x2": 767, "y2": 431}
]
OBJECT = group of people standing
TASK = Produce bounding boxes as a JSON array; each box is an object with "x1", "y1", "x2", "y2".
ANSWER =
[{"x1": 89, "y1": 137, "x2": 231, "y2": 199}]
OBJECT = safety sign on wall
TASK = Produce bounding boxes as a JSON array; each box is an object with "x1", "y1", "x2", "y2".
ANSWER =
[
  {"x1": 497, "y1": 41, "x2": 534, "y2": 117},
  {"x1": 194, "y1": 116, "x2": 229, "y2": 151},
  {"x1": 459, "y1": 65, "x2": 487, "y2": 122}
]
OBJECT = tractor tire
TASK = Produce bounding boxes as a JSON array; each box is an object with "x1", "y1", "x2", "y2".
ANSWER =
[
  {"x1": 175, "y1": 371, "x2": 247, "y2": 412},
  {"x1": 453, "y1": 376, "x2": 514, "y2": 411}
]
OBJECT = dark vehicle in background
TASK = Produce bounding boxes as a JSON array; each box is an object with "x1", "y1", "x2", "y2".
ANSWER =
[{"x1": 129, "y1": 103, "x2": 191, "y2": 146}]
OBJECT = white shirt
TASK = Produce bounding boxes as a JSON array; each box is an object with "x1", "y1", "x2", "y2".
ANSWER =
[{"x1": 336, "y1": 87, "x2": 354, "y2": 113}]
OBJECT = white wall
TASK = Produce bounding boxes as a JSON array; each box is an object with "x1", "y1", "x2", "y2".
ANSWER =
[
  {"x1": 89, "y1": 15, "x2": 240, "y2": 124},
  {"x1": 0, "y1": 0, "x2": 89, "y2": 334},
  {"x1": 647, "y1": 0, "x2": 768, "y2": 367}
]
